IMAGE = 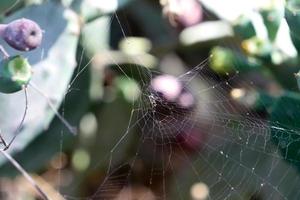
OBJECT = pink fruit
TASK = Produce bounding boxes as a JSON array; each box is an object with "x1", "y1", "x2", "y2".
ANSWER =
[
  {"x1": 163, "y1": 0, "x2": 203, "y2": 28},
  {"x1": 0, "y1": 18, "x2": 42, "y2": 51},
  {"x1": 149, "y1": 74, "x2": 195, "y2": 115}
]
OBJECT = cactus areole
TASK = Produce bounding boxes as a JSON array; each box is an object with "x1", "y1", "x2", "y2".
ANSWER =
[{"x1": 0, "y1": 55, "x2": 32, "y2": 93}]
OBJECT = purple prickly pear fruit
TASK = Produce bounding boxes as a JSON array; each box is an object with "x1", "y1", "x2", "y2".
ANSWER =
[
  {"x1": 0, "y1": 18, "x2": 42, "y2": 51},
  {"x1": 149, "y1": 74, "x2": 195, "y2": 118},
  {"x1": 163, "y1": 0, "x2": 203, "y2": 28}
]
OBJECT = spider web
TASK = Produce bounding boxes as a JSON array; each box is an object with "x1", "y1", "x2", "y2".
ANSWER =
[
  {"x1": 1, "y1": 1, "x2": 300, "y2": 200},
  {"x1": 63, "y1": 11, "x2": 300, "y2": 200}
]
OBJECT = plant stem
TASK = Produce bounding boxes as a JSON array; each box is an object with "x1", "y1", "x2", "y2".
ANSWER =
[
  {"x1": 0, "y1": 45, "x2": 9, "y2": 59},
  {"x1": 0, "y1": 24, "x2": 6, "y2": 37},
  {"x1": 0, "y1": 150, "x2": 50, "y2": 200}
]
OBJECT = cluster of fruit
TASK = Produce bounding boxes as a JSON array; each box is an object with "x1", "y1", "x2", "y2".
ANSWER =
[{"x1": 0, "y1": 18, "x2": 42, "y2": 93}]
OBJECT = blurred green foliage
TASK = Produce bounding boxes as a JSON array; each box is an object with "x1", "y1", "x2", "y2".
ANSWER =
[{"x1": 2, "y1": 0, "x2": 300, "y2": 199}]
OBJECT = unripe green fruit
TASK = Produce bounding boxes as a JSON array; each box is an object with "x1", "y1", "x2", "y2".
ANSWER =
[
  {"x1": 210, "y1": 46, "x2": 260, "y2": 74},
  {"x1": 210, "y1": 46, "x2": 235, "y2": 74},
  {"x1": 0, "y1": 55, "x2": 32, "y2": 93}
]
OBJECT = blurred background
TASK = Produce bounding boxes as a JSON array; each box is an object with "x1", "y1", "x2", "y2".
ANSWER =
[{"x1": 1, "y1": 0, "x2": 300, "y2": 199}]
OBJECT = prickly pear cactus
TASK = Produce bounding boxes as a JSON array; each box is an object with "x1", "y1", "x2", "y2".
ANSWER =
[
  {"x1": 197, "y1": 0, "x2": 300, "y2": 170},
  {"x1": 0, "y1": 2, "x2": 80, "y2": 165}
]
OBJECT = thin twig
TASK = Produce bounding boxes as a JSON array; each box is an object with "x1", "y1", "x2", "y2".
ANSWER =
[
  {"x1": 0, "y1": 45, "x2": 9, "y2": 59},
  {"x1": 0, "y1": 130, "x2": 8, "y2": 147},
  {"x1": 29, "y1": 82, "x2": 77, "y2": 135},
  {"x1": 0, "y1": 150, "x2": 50, "y2": 200},
  {"x1": 0, "y1": 87, "x2": 29, "y2": 151},
  {"x1": 4, "y1": 87, "x2": 29, "y2": 150}
]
